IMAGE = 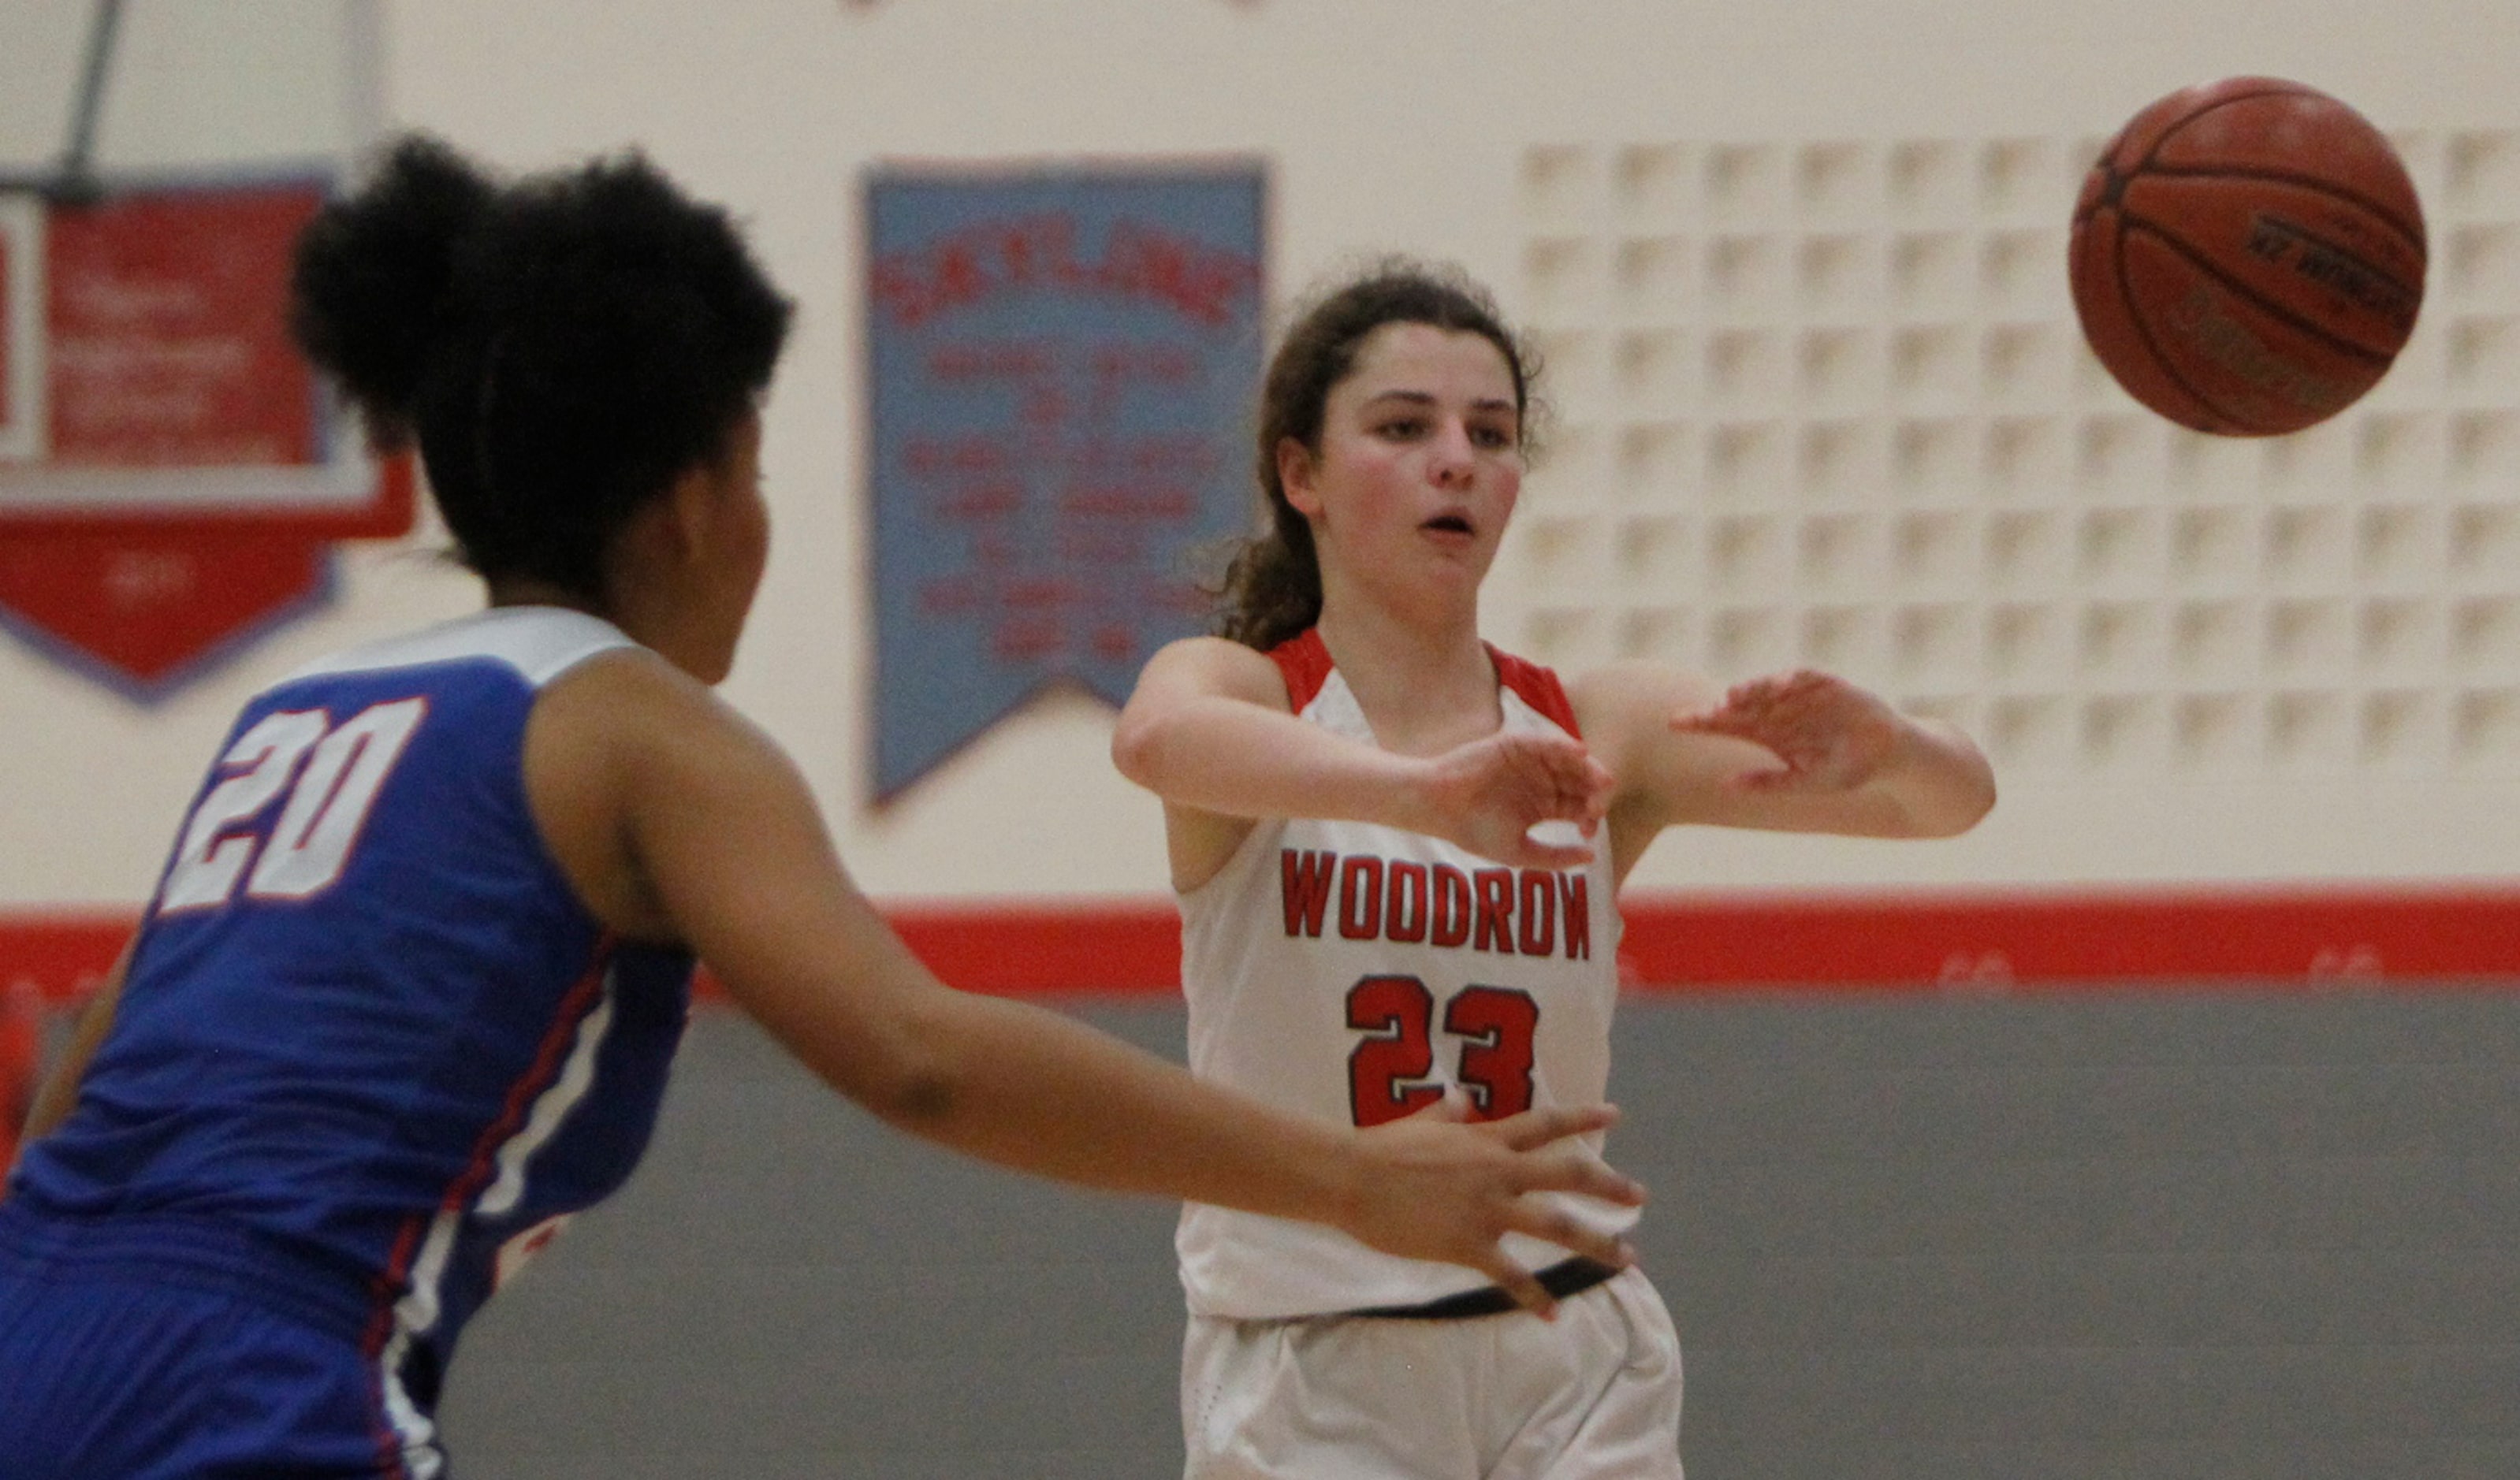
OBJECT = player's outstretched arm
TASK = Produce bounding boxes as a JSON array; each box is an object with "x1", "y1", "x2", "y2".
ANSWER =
[
  {"x1": 1573, "y1": 661, "x2": 1995, "y2": 869},
  {"x1": 524, "y1": 652, "x2": 1643, "y2": 1314},
  {"x1": 2, "y1": 946, "x2": 130, "y2": 1189},
  {"x1": 1115, "y1": 636, "x2": 1612, "y2": 869}
]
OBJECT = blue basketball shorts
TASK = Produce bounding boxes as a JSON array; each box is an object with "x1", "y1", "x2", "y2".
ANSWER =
[{"x1": 0, "y1": 1241, "x2": 423, "y2": 1478}]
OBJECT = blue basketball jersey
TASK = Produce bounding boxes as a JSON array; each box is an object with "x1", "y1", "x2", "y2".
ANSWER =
[{"x1": 2, "y1": 606, "x2": 695, "y2": 1474}]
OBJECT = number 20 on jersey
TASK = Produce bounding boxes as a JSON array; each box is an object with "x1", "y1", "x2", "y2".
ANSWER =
[{"x1": 158, "y1": 699, "x2": 429, "y2": 913}]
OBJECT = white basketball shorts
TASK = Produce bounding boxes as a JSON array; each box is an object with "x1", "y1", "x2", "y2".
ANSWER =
[{"x1": 1181, "y1": 1267, "x2": 1683, "y2": 1479}]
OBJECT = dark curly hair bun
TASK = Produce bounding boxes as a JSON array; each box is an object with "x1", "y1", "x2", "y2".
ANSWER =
[
  {"x1": 285, "y1": 133, "x2": 792, "y2": 600},
  {"x1": 290, "y1": 136, "x2": 495, "y2": 448}
]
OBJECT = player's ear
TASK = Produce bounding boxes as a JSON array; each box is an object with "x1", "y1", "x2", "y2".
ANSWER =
[
  {"x1": 662, "y1": 466, "x2": 712, "y2": 560},
  {"x1": 1279, "y1": 437, "x2": 1324, "y2": 518},
  {"x1": 666, "y1": 413, "x2": 765, "y2": 562}
]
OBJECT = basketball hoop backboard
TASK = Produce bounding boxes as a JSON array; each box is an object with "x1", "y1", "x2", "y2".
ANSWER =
[
  {"x1": 0, "y1": 1, "x2": 411, "y2": 690},
  {"x1": 0, "y1": 171, "x2": 410, "y2": 539}
]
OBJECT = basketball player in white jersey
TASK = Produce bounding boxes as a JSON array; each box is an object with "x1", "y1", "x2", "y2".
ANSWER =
[{"x1": 1115, "y1": 262, "x2": 1997, "y2": 1478}]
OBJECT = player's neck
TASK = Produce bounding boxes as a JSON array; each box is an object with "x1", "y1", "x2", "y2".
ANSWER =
[
  {"x1": 1312, "y1": 601, "x2": 1499, "y2": 756},
  {"x1": 487, "y1": 578, "x2": 607, "y2": 621},
  {"x1": 486, "y1": 561, "x2": 728, "y2": 686}
]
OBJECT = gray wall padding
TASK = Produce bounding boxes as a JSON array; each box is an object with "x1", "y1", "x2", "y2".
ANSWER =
[{"x1": 439, "y1": 990, "x2": 2520, "y2": 1479}]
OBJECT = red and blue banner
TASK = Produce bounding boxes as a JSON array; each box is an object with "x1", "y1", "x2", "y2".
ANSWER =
[{"x1": 865, "y1": 163, "x2": 1266, "y2": 801}]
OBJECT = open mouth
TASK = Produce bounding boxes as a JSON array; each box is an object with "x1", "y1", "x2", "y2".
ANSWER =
[{"x1": 1422, "y1": 514, "x2": 1474, "y2": 537}]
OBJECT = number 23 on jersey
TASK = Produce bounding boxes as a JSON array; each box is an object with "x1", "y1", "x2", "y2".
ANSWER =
[
  {"x1": 1346, "y1": 975, "x2": 1539, "y2": 1128},
  {"x1": 158, "y1": 698, "x2": 429, "y2": 913}
]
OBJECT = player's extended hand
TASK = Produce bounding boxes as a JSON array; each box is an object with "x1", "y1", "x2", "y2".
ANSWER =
[
  {"x1": 1671, "y1": 668, "x2": 1902, "y2": 794},
  {"x1": 1412, "y1": 730, "x2": 1614, "y2": 868},
  {"x1": 1340, "y1": 1094, "x2": 1646, "y2": 1318}
]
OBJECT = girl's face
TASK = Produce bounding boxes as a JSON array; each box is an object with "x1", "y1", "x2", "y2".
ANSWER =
[{"x1": 1281, "y1": 322, "x2": 1524, "y2": 611}]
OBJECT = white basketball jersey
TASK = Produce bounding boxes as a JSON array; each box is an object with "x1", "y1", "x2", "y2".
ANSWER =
[{"x1": 1174, "y1": 629, "x2": 1635, "y2": 1319}]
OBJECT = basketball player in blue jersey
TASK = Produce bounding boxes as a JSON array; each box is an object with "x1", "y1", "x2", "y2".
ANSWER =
[
  {"x1": 0, "y1": 145, "x2": 1647, "y2": 1480},
  {"x1": 1114, "y1": 264, "x2": 1999, "y2": 1478}
]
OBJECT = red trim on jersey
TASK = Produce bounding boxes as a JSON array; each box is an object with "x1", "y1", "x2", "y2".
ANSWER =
[
  {"x1": 1486, "y1": 644, "x2": 1582, "y2": 738},
  {"x1": 361, "y1": 940, "x2": 616, "y2": 1477},
  {"x1": 1270, "y1": 630, "x2": 1580, "y2": 741},
  {"x1": 1266, "y1": 629, "x2": 1336, "y2": 712}
]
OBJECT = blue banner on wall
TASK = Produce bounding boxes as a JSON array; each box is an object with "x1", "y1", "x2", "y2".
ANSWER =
[{"x1": 865, "y1": 164, "x2": 1265, "y2": 801}]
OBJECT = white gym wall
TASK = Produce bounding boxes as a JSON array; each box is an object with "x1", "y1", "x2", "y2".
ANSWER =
[{"x1": 3, "y1": 0, "x2": 2515, "y2": 912}]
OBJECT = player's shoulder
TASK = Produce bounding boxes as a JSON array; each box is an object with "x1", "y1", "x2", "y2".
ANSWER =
[
  {"x1": 530, "y1": 641, "x2": 750, "y2": 757},
  {"x1": 1138, "y1": 634, "x2": 1295, "y2": 711},
  {"x1": 521, "y1": 643, "x2": 785, "y2": 942}
]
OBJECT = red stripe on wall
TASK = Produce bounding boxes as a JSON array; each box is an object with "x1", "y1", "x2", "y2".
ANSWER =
[
  {"x1": 6, "y1": 888, "x2": 2518, "y2": 1007},
  {"x1": 887, "y1": 898, "x2": 1187, "y2": 997},
  {"x1": 1614, "y1": 887, "x2": 2520, "y2": 990},
  {"x1": 2, "y1": 913, "x2": 131, "y2": 1006}
]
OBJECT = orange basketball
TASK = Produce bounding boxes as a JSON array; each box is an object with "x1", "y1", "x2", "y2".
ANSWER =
[{"x1": 2069, "y1": 77, "x2": 2426, "y2": 436}]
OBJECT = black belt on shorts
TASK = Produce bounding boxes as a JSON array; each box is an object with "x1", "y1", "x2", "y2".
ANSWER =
[{"x1": 1346, "y1": 1256, "x2": 1623, "y2": 1321}]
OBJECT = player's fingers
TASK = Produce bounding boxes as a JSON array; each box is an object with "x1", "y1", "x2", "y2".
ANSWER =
[
  {"x1": 1511, "y1": 730, "x2": 1594, "y2": 768},
  {"x1": 1726, "y1": 675, "x2": 1796, "y2": 712},
  {"x1": 1542, "y1": 745, "x2": 1609, "y2": 798},
  {"x1": 1535, "y1": 785, "x2": 1601, "y2": 825},
  {"x1": 1474, "y1": 1251, "x2": 1559, "y2": 1320},
  {"x1": 1487, "y1": 1101, "x2": 1621, "y2": 1151},
  {"x1": 1513, "y1": 745, "x2": 1606, "y2": 819},
  {"x1": 1549, "y1": 744, "x2": 1607, "y2": 785},
  {"x1": 1669, "y1": 705, "x2": 1754, "y2": 737},
  {"x1": 1511, "y1": 1148, "x2": 1649, "y2": 1208},
  {"x1": 1500, "y1": 1200, "x2": 1640, "y2": 1270},
  {"x1": 1673, "y1": 704, "x2": 1795, "y2": 749},
  {"x1": 1550, "y1": 784, "x2": 1610, "y2": 833},
  {"x1": 1748, "y1": 686, "x2": 1835, "y2": 737},
  {"x1": 1713, "y1": 675, "x2": 1830, "y2": 729},
  {"x1": 1765, "y1": 679, "x2": 1885, "y2": 743},
  {"x1": 1749, "y1": 668, "x2": 1830, "y2": 699},
  {"x1": 1580, "y1": 758, "x2": 1616, "y2": 818},
  {"x1": 1513, "y1": 837, "x2": 1596, "y2": 869}
]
